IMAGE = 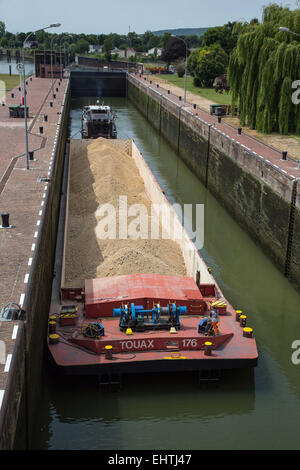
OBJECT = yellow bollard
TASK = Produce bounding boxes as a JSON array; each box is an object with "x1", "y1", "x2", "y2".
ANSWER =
[
  {"x1": 105, "y1": 345, "x2": 113, "y2": 360},
  {"x1": 243, "y1": 327, "x2": 253, "y2": 338},
  {"x1": 204, "y1": 341, "x2": 213, "y2": 356}
]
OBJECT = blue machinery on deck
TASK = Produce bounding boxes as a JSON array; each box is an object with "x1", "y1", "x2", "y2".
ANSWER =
[{"x1": 113, "y1": 303, "x2": 187, "y2": 332}]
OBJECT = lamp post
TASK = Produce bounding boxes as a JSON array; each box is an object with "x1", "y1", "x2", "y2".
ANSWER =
[
  {"x1": 50, "y1": 35, "x2": 57, "y2": 100},
  {"x1": 59, "y1": 34, "x2": 72, "y2": 81},
  {"x1": 23, "y1": 23, "x2": 61, "y2": 170},
  {"x1": 172, "y1": 35, "x2": 188, "y2": 103},
  {"x1": 279, "y1": 27, "x2": 300, "y2": 37}
]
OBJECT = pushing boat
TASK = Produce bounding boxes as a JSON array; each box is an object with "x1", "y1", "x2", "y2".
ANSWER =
[
  {"x1": 81, "y1": 101, "x2": 117, "y2": 139},
  {"x1": 47, "y1": 137, "x2": 258, "y2": 378}
]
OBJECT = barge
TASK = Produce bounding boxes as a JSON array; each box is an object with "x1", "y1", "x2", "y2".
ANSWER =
[{"x1": 47, "y1": 138, "x2": 258, "y2": 377}]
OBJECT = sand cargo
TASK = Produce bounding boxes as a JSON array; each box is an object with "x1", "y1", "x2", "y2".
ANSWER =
[{"x1": 47, "y1": 137, "x2": 258, "y2": 377}]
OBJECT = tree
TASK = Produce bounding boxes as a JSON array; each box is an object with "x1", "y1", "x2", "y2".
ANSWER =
[
  {"x1": 175, "y1": 60, "x2": 186, "y2": 78},
  {"x1": 0, "y1": 21, "x2": 5, "y2": 38},
  {"x1": 161, "y1": 37, "x2": 188, "y2": 64},
  {"x1": 201, "y1": 22, "x2": 238, "y2": 55},
  {"x1": 75, "y1": 38, "x2": 89, "y2": 54},
  {"x1": 103, "y1": 38, "x2": 113, "y2": 62},
  {"x1": 188, "y1": 44, "x2": 228, "y2": 87},
  {"x1": 228, "y1": 3, "x2": 300, "y2": 134}
]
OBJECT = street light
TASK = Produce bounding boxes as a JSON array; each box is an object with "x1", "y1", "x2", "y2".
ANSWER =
[
  {"x1": 23, "y1": 23, "x2": 61, "y2": 170},
  {"x1": 50, "y1": 36, "x2": 57, "y2": 100},
  {"x1": 171, "y1": 35, "x2": 188, "y2": 103},
  {"x1": 279, "y1": 27, "x2": 300, "y2": 37},
  {"x1": 59, "y1": 34, "x2": 72, "y2": 81}
]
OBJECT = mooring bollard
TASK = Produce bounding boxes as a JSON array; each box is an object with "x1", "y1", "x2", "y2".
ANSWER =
[
  {"x1": 238, "y1": 128, "x2": 242, "y2": 135},
  {"x1": 168, "y1": 90, "x2": 170, "y2": 94},
  {"x1": 179, "y1": 96, "x2": 182, "y2": 101},
  {"x1": 29, "y1": 151, "x2": 34, "y2": 161},
  {"x1": 1, "y1": 212, "x2": 10, "y2": 228},
  {"x1": 53, "y1": 93, "x2": 56, "y2": 99},
  {"x1": 204, "y1": 342, "x2": 213, "y2": 357},
  {"x1": 240, "y1": 315, "x2": 247, "y2": 328},
  {"x1": 105, "y1": 345, "x2": 113, "y2": 360},
  {"x1": 218, "y1": 117, "x2": 222, "y2": 123},
  {"x1": 243, "y1": 327, "x2": 253, "y2": 339},
  {"x1": 282, "y1": 151, "x2": 287, "y2": 161},
  {"x1": 49, "y1": 321, "x2": 56, "y2": 334},
  {"x1": 50, "y1": 101, "x2": 53, "y2": 107},
  {"x1": 236, "y1": 310, "x2": 243, "y2": 322},
  {"x1": 11, "y1": 92, "x2": 14, "y2": 98},
  {"x1": 39, "y1": 126, "x2": 43, "y2": 134},
  {"x1": 44, "y1": 115, "x2": 48, "y2": 122},
  {"x1": 193, "y1": 104, "x2": 197, "y2": 109},
  {"x1": 49, "y1": 334, "x2": 59, "y2": 345}
]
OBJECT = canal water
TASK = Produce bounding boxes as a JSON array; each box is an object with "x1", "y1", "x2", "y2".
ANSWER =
[
  {"x1": 0, "y1": 56, "x2": 34, "y2": 75},
  {"x1": 32, "y1": 96, "x2": 300, "y2": 450}
]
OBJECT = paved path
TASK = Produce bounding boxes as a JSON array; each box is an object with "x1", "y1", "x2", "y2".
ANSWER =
[
  {"x1": 132, "y1": 73, "x2": 300, "y2": 180},
  {"x1": 0, "y1": 76, "x2": 69, "y2": 415}
]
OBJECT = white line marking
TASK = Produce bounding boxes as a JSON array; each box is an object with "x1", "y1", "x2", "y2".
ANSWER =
[
  {"x1": 28, "y1": 258, "x2": 32, "y2": 266},
  {"x1": 0, "y1": 391, "x2": 4, "y2": 409},
  {"x1": 31, "y1": 243, "x2": 35, "y2": 251},
  {"x1": 4, "y1": 354, "x2": 12, "y2": 373},
  {"x1": 12, "y1": 325, "x2": 19, "y2": 340},
  {"x1": 19, "y1": 293, "x2": 25, "y2": 306},
  {"x1": 36, "y1": 220, "x2": 40, "y2": 226},
  {"x1": 34, "y1": 231, "x2": 38, "y2": 238},
  {"x1": 24, "y1": 273, "x2": 29, "y2": 283},
  {"x1": 41, "y1": 201, "x2": 44, "y2": 207},
  {"x1": 39, "y1": 210, "x2": 42, "y2": 216}
]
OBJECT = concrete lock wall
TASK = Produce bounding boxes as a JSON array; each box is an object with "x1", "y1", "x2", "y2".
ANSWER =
[
  {"x1": 127, "y1": 75, "x2": 300, "y2": 288},
  {"x1": 0, "y1": 82, "x2": 71, "y2": 450}
]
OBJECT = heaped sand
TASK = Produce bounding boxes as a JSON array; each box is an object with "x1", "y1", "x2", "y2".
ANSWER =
[{"x1": 64, "y1": 138, "x2": 186, "y2": 287}]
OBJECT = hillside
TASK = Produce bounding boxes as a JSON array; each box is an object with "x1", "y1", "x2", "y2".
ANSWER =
[{"x1": 152, "y1": 27, "x2": 209, "y2": 37}]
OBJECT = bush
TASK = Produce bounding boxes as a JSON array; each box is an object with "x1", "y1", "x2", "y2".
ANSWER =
[
  {"x1": 188, "y1": 44, "x2": 228, "y2": 87},
  {"x1": 175, "y1": 60, "x2": 186, "y2": 78}
]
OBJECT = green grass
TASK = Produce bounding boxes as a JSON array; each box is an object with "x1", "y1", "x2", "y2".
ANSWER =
[
  {"x1": 157, "y1": 74, "x2": 232, "y2": 105},
  {"x1": 0, "y1": 74, "x2": 20, "y2": 98}
]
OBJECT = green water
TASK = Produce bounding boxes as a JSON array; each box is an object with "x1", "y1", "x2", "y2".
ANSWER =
[{"x1": 32, "y1": 96, "x2": 300, "y2": 450}]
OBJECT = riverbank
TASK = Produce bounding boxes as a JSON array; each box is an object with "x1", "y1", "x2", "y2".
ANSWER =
[
  {"x1": 128, "y1": 73, "x2": 300, "y2": 289},
  {"x1": 0, "y1": 74, "x2": 20, "y2": 97},
  {"x1": 150, "y1": 74, "x2": 300, "y2": 160}
]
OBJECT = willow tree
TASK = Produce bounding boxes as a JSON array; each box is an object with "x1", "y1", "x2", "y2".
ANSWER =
[{"x1": 228, "y1": 4, "x2": 300, "y2": 134}]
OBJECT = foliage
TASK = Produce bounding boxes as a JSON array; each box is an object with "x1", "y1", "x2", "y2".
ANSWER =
[
  {"x1": 103, "y1": 38, "x2": 113, "y2": 62},
  {"x1": 201, "y1": 22, "x2": 238, "y2": 55},
  {"x1": 0, "y1": 21, "x2": 5, "y2": 37},
  {"x1": 188, "y1": 43, "x2": 228, "y2": 87},
  {"x1": 175, "y1": 60, "x2": 186, "y2": 78},
  {"x1": 74, "y1": 38, "x2": 89, "y2": 54},
  {"x1": 161, "y1": 37, "x2": 188, "y2": 64},
  {"x1": 228, "y1": 3, "x2": 300, "y2": 134}
]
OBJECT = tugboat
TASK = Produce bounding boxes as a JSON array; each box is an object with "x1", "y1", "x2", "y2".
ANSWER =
[{"x1": 81, "y1": 100, "x2": 117, "y2": 139}]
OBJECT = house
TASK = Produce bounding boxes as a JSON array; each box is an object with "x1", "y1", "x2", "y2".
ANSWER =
[
  {"x1": 89, "y1": 45, "x2": 103, "y2": 54},
  {"x1": 24, "y1": 41, "x2": 38, "y2": 49},
  {"x1": 111, "y1": 48, "x2": 126, "y2": 58},
  {"x1": 125, "y1": 47, "x2": 136, "y2": 58},
  {"x1": 147, "y1": 47, "x2": 162, "y2": 57}
]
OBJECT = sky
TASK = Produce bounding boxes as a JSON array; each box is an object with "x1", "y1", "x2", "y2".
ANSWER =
[{"x1": 0, "y1": 0, "x2": 298, "y2": 35}]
